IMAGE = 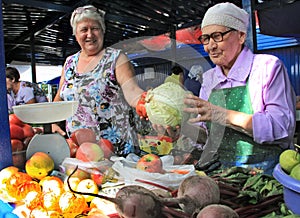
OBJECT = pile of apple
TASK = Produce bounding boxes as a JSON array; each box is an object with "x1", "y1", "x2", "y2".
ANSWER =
[
  {"x1": 279, "y1": 148, "x2": 300, "y2": 181},
  {"x1": 64, "y1": 128, "x2": 116, "y2": 186},
  {"x1": 9, "y1": 114, "x2": 43, "y2": 168}
]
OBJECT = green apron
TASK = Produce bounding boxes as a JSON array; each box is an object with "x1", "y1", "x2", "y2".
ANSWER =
[{"x1": 206, "y1": 83, "x2": 282, "y2": 174}]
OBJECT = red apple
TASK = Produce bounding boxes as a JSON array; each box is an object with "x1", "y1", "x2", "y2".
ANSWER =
[
  {"x1": 90, "y1": 169, "x2": 105, "y2": 186},
  {"x1": 11, "y1": 139, "x2": 24, "y2": 152},
  {"x1": 66, "y1": 138, "x2": 79, "y2": 158},
  {"x1": 70, "y1": 128, "x2": 97, "y2": 145},
  {"x1": 23, "y1": 136, "x2": 33, "y2": 150},
  {"x1": 136, "y1": 154, "x2": 163, "y2": 173},
  {"x1": 11, "y1": 138, "x2": 25, "y2": 169},
  {"x1": 9, "y1": 114, "x2": 24, "y2": 127},
  {"x1": 12, "y1": 152, "x2": 26, "y2": 169},
  {"x1": 10, "y1": 124, "x2": 25, "y2": 140},
  {"x1": 98, "y1": 138, "x2": 114, "y2": 159},
  {"x1": 76, "y1": 142, "x2": 104, "y2": 162},
  {"x1": 23, "y1": 124, "x2": 35, "y2": 138}
]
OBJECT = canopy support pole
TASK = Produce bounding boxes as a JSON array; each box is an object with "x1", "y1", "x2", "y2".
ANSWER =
[{"x1": 0, "y1": 0, "x2": 13, "y2": 170}]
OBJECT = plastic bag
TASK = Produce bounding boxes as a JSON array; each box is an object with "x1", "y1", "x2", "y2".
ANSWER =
[
  {"x1": 60, "y1": 157, "x2": 113, "y2": 175},
  {"x1": 111, "y1": 154, "x2": 196, "y2": 190}
]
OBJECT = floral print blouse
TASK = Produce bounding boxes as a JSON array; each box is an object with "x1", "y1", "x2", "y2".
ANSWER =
[{"x1": 60, "y1": 47, "x2": 140, "y2": 156}]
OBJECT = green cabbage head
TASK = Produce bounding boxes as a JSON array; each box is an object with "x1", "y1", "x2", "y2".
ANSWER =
[{"x1": 145, "y1": 82, "x2": 190, "y2": 127}]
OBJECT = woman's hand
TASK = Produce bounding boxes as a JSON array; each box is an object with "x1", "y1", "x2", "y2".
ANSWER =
[
  {"x1": 183, "y1": 94, "x2": 226, "y2": 125},
  {"x1": 183, "y1": 94, "x2": 253, "y2": 136},
  {"x1": 51, "y1": 123, "x2": 66, "y2": 136}
]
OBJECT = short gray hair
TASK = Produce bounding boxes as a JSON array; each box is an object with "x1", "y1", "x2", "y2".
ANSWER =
[{"x1": 70, "y1": 5, "x2": 106, "y2": 35}]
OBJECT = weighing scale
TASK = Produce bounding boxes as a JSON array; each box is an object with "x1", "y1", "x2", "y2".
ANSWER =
[{"x1": 13, "y1": 101, "x2": 79, "y2": 169}]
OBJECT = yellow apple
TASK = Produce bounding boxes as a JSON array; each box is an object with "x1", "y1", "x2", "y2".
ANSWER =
[
  {"x1": 63, "y1": 177, "x2": 81, "y2": 192},
  {"x1": 59, "y1": 191, "x2": 88, "y2": 214},
  {"x1": 24, "y1": 190, "x2": 43, "y2": 210},
  {"x1": 42, "y1": 191, "x2": 60, "y2": 211},
  {"x1": 25, "y1": 152, "x2": 55, "y2": 180},
  {"x1": 0, "y1": 166, "x2": 19, "y2": 191},
  {"x1": 65, "y1": 166, "x2": 90, "y2": 180},
  {"x1": 76, "y1": 178, "x2": 99, "y2": 202},
  {"x1": 39, "y1": 176, "x2": 64, "y2": 197}
]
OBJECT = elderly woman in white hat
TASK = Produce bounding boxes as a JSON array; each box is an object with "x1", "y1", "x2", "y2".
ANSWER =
[{"x1": 183, "y1": 2, "x2": 296, "y2": 174}]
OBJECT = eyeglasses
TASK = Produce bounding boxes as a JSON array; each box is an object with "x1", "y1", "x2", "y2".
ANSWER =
[
  {"x1": 71, "y1": 5, "x2": 105, "y2": 22},
  {"x1": 198, "y1": 29, "x2": 236, "y2": 45},
  {"x1": 74, "y1": 5, "x2": 104, "y2": 15}
]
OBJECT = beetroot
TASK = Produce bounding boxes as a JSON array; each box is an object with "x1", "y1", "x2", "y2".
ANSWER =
[
  {"x1": 67, "y1": 166, "x2": 190, "y2": 218},
  {"x1": 67, "y1": 167, "x2": 223, "y2": 218},
  {"x1": 161, "y1": 175, "x2": 220, "y2": 215},
  {"x1": 114, "y1": 185, "x2": 164, "y2": 218},
  {"x1": 196, "y1": 204, "x2": 239, "y2": 218}
]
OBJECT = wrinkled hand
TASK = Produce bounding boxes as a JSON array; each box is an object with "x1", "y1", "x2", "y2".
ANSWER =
[
  {"x1": 51, "y1": 123, "x2": 66, "y2": 136},
  {"x1": 152, "y1": 124, "x2": 181, "y2": 142},
  {"x1": 184, "y1": 94, "x2": 226, "y2": 125},
  {"x1": 136, "y1": 91, "x2": 148, "y2": 119}
]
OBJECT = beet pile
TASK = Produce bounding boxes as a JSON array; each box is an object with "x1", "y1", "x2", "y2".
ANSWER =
[
  {"x1": 67, "y1": 167, "x2": 225, "y2": 218},
  {"x1": 67, "y1": 166, "x2": 286, "y2": 217}
]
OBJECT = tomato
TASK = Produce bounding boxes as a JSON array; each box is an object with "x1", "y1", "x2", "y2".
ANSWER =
[
  {"x1": 9, "y1": 114, "x2": 24, "y2": 127},
  {"x1": 23, "y1": 124, "x2": 35, "y2": 138},
  {"x1": 11, "y1": 139, "x2": 24, "y2": 152},
  {"x1": 10, "y1": 124, "x2": 25, "y2": 140}
]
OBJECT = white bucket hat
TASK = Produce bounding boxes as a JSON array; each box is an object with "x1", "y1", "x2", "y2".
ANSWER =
[{"x1": 201, "y1": 2, "x2": 249, "y2": 33}]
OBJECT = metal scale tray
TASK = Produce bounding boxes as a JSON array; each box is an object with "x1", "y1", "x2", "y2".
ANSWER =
[{"x1": 13, "y1": 101, "x2": 79, "y2": 169}]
